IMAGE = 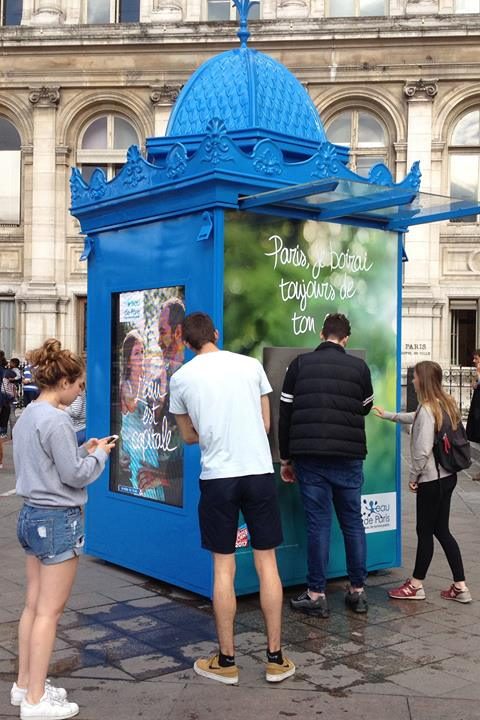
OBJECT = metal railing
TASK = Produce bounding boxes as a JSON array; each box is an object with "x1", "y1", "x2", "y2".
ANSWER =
[
  {"x1": 443, "y1": 367, "x2": 477, "y2": 420},
  {"x1": 406, "y1": 366, "x2": 476, "y2": 419}
]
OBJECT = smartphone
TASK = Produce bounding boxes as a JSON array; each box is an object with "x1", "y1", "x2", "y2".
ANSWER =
[{"x1": 106, "y1": 434, "x2": 119, "y2": 443}]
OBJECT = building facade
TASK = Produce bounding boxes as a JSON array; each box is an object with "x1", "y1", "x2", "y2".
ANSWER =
[{"x1": 0, "y1": 0, "x2": 479, "y2": 367}]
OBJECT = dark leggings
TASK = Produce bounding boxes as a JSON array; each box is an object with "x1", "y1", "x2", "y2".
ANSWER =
[
  {"x1": 0, "y1": 404, "x2": 10, "y2": 434},
  {"x1": 413, "y1": 474, "x2": 465, "y2": 582}
]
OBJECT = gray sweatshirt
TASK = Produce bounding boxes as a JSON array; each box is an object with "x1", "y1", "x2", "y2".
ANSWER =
[
  {"x1": 382, "y1": 406, "x2": 450, "y2": 484},
  {"x1": 13, "y1": 401, "x2": 107, "y2": 507}
]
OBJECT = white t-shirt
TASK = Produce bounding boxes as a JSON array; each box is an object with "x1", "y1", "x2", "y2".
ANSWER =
[{"x1": 169, "y1": 350, "x2": 274, "y2": 480}]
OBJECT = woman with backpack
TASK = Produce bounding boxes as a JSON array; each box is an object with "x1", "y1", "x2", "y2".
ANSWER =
[{"x1": 373, "y1": 360, "x2": 472, "y2": 603}]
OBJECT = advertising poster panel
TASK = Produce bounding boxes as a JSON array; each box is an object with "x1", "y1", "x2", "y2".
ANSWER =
[
  {"x1": 110, "y1": 286, "x2": 185, "y2": 507},
  {"x1": 224, "y1": 212, "x2": 398, "y2": 543}
]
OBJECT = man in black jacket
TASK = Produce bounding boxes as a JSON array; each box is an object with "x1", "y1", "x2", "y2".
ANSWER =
[{"x1": 279, "y1": 313, "x2": 374, "y2": 617}]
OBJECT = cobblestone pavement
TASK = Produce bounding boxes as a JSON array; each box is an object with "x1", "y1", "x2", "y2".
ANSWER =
[{"x1": 1, "y1": 437, "x2": 480, "y2": 719}]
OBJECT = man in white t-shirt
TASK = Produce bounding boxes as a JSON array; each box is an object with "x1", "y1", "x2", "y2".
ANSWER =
[{"x1": 169, "y1": 312, "x2": 295, "y2": 687}]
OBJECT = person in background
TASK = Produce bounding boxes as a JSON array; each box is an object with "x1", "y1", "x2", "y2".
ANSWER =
[
  {"x1": 9, "y1": 358, "x2": 22, "y2": 394},
  {"x1": 64, "y1": 388, "x2": 86, "y2": 446},
  {"x1": 11, "y1": 338, "x2": 115, "y2": 720},
  {"x1": 466, "y1": 349, "x2": 480, "y2": 481},
  {"x1": 22, "y1": 353, "x2": 40, "y2": 407},
  {"x1": 374, "y1": 360, "x2": 472, "y2": 604},
  {"x1": 0, "y1": 360, "x2": 16, "y2": 468}
]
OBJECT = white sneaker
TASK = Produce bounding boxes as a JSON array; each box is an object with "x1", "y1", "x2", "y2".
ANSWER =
[
  {"x1": 11, "y1": 680, "x2": 67, "y2": 706},
  {"x1": 20, "y1": 692, "x2": 79, "y2": 719}
]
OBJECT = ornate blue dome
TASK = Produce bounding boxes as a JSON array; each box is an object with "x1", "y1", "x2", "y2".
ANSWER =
[{"x1": 166, "y1": 46, "x2": 326, "y2": 143}]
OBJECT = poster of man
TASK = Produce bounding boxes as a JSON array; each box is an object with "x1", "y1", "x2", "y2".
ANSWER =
[{"x1": 110, "y1": 286, "x2": 185, "y2": 507}]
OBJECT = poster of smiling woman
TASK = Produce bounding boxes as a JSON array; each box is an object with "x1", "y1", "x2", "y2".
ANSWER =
[{"x1": 110, "y1": 285, "x2": 186, "y2": 508}]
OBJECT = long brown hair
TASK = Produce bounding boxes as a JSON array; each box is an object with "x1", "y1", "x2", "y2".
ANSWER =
[
  {"x1": 414, "y1": 361, "x2": 460, "y2": 431},
  {"x1": 29, "y1": 339, "x2": 84, "y2": 389},
  {"x1": 121, "y1": 330, "x2": 143, "y2": 382}
]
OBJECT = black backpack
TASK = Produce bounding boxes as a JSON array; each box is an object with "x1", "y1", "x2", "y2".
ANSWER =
[{"x1": 433, "y1": 411, "x2": 471, "y2": 476}]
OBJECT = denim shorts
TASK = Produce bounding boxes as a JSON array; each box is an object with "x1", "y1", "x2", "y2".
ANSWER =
[{"x1": 17, "y1": 504, "x2": 85, "y2": 565}]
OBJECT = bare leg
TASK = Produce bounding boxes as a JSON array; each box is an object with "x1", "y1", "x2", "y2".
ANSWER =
[
  {"x1": 26, "y1": 557, "x2": 79, "y2": 704},
  {"x1": 253, "y1": 549, "x2": 283, "y2": 652},
  {"x1": 212, "y1": 553, "x2": 236, "y2": 657},
  {"x1": 17, "y1": 556, "x2": 41, "y2": 688}
]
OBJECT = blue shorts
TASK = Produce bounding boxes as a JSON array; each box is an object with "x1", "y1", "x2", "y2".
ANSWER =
[{"x1": 17, "y1": 504, "x2": 85, "y2": 565}]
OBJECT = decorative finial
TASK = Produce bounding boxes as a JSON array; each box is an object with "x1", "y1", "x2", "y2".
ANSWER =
[{"x1": 232, "y1": 0, "x2": 259, "y2": 48}]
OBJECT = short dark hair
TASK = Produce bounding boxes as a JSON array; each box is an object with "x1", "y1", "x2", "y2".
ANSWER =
[
  {"x1": 163, "y1": 298, "x2": 185, "y2": 330},
  {"x1": 182, "y1": 312, "x2": 216, "y2": 350},
  {"x1": 322, "y1": 313, "x2": 351, "y2": 341}
]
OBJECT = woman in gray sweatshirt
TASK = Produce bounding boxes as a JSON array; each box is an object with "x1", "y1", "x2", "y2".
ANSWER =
[
  {"x1": 374, "y1": 360, "x2": 471, "y2": 604},
  {"x1": 11, "y1": 339, "x2": 116, "y2": 720}
]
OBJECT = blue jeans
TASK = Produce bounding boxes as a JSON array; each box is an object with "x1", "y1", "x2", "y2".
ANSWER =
[
  {"x1": 294, "y1": 455, "x2": 366, "y2": 593},
  {"x1": 17, "y1": 504, "x2": 85, "y2": 565}
]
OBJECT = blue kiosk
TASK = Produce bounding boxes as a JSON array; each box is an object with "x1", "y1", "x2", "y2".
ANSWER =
[{"x1": 70, "y1": 2, "x2": 480, "y2": 597}]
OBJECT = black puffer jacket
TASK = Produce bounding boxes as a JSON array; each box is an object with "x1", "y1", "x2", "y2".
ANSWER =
[{"x1": 279, "y1": 341, "x2": 374, "y2": 460}]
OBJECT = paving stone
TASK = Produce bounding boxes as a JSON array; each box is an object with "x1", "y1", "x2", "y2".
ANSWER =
[
  {"x1": 377, "y1": 614, "x2": 454, "y2": 639},
  {"x1": 408, "y1": 696, "x2": 480, "y2": 719},
  {"x1": 149, "y1": 603, "x2": 213, "y2": 627},
  {"x1": 0, "y1": 648, "x2": 14, "y2": 662},
  {"x1": 386, "y1": 665, "x2": 474, "y2": 695},
  {"x1": 70, "y1": 665, "x2": 135, "y2": 681},
  {"x1": 429, "y1": 654, "x2": 480, "y2": 684},
  {"x1": 299, "y1": 634, "x2": 366, "y2": 660},
  {"x1": 270, "y1": 645, "x2": 363, "y2": 690},
  {"x1": 101, "y1": 585, "x2": 158, "y2": 602},
  {"x1": 341, "y1": 646, "x2": 420, "y2": 679},
  {"x1": 66, "y1": 592, "x2": 117, "y2": 611},
  {"x1": 39, "y1": 676, "x2": 184, "y2": 720},
  {"x1": 115, "y1": 651, "x2": 188, "y2": 680},
  {"x1": 338, "y1": 623, "x2": 410, "y2": 649},
  {"x1": 135, "y1": 622, "x2": 217, "y2": 651},
  {"x1": 176, "y1": 640, "x2": 218, "y2": 662},
  {"x1": 109, "y1": 614, "x2": 171, "y2": 633},
  {"x1": 81, "y1": 603, "x2": 142, "y2": 623},
  {"x1": 385, "y1": 638, "x2": 456, "y2": 664},
  {"x1": 125, "y1": 596, "x2": 174, "y2": 609},
  {"x1": 226, "y1": 631, "x2": 267, "y2": 655},
  {"x1": 84, "y1": 636, "x2": 155, "y2": 662},
  {"x1": 58, "y1": 623, "x2": 120, "y2": 645},
  {"x1": 414, "y1": 629, "x2": 480, "y2": 655},
  {"x1": 165, "y1": 685, "x2": 411, "y2": 720}
]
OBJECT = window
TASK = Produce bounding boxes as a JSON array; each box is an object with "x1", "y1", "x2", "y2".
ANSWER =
[
  {"x1": 77, "y1": 115, "x2": 139, "y2": 182},
  {"x1": 86, "y1": 0, "x2": 139, "y2": 23},
  {"x1": 1, "y1": 0, "x2": 22, "y2": 25},
  {"x1": 326, "y1": 110, "x2": 388, "y2": 174},
  {"x1": 207, "y1": 0, "x2": 260, "y2": 20},
  {"x1": 77, "y1": 296, "x2": 87, "y2": 357},
  {"x1": 449, "y1": 109, "x2": 480, "y2": 222},
  {"x1": 455, "y1": 0, "x2": 480, "y2": 12},
  {"x1": 327, "y1": 0, "x2": 386, "y2": 16},
  {"x1": 0, "y1": 117, "x2": 21, "y2": 225},
  {"x1": 450, "y1": 301, "x2": 478, "y2": 366},
  {"x1": 0, "y1": 298, "x2": 15, "y2": 359}
]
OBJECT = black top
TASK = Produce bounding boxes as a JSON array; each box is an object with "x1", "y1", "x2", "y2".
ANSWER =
[{"x1": 278, "y1": 341, "x2": 374, "y2": 461}]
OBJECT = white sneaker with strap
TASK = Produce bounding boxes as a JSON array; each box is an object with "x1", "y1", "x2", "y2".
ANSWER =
[{"x1": 11, "y1": 680, "x2": 68, "y2": 706}]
